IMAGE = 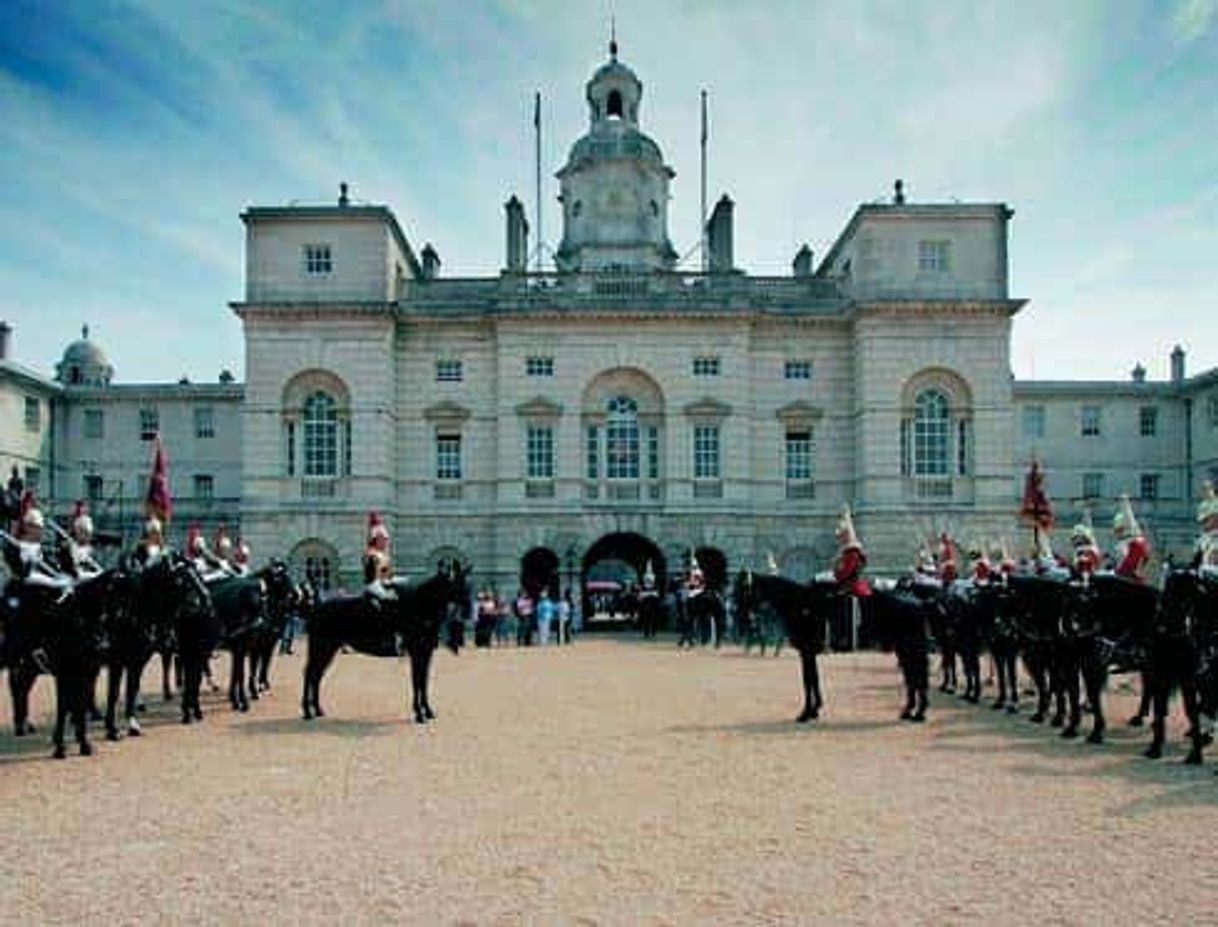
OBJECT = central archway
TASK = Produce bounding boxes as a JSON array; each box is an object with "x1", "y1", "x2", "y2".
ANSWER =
[{"x1": 581, "y1": 532, "x2": 667, "y2": 626}]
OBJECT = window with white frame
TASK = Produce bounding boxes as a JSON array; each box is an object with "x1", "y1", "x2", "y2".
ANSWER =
[
  {"x1": 912, "y1": 389, "x2": 950, "y2": 476},
  {"x1": 785, "y1": 430, "x2": 813, "y2": 480},
  {"x1": 303, "y1": 243, "x2": 332, "y2": 276},
  {"x1": 195, "y1": 406, "x2": 215, "y2": 439},
  {"x1": 1082, "y1": 472, "x2": 1105, "y2": 499},
  {"x1": 692, "y1": 356, "x2": 720, "y2": 377},
  {"x1": 302, "y1": 391, "x2": 338, "y2": 477},
  {"x1": 24, "y1": 396, "x2": 40, "y2": 431},
  {"x1": 194, "y1": 474, "x2": 214, "y2": 500},
  {"x1": 1139, "y1": 405, "x2": 1158, "y2": 437},
  {"x1": 693, "y1": 425, "x2": 720, "y2": 480},
  {"x1": 436, "y1": 359, "x2": 463, "y2": 382},
  {"x1": 83, "y1": 474, "x2": 103, "y2": 503},
  {"x1": 918, "y1": 240, "x2": 951, "y2": 273},
  {"x1": 585, "y1": 425, "x2": 599, "y2": 480},
  {"x1": 784, "y1": 360, "x2": 812, "y2": 381},
  {"x1": 1140, "y1": 473, "x2": 1160, "y2": 500},
  {"x1": 84, "y1": 409, "x2": 104, "y2": 439},
  {"x1": 139, "y1": 407, "x2": 159, "y2": 441},
  {"x1": 526, "y1": 426, "x2": 554, "y2": 480},
  {"x1": 304, "y1": 555, "x2": 333, "y2": 592},
  {"x1": 526, "y1": 356, "x2": 554, "y2": 377},
  {"x1": 605, "y1": 396, "x2": 640, "y2": 479},
  {"x1": 1022, "y1": 405, "x2": 1045, "y2": 439},
  {"x1": 1081, "y1": 405, "x2": 1102, "y2": 437},
  {"x1": 436, "y1": 434, "x2": 462, "y2": 480}
]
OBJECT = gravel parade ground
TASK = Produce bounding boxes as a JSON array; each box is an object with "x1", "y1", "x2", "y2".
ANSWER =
[{"x1": 2, "y1": 638, "x2": 1216, "y2": 926}]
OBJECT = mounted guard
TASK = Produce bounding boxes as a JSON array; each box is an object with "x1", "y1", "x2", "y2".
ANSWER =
[
  {"x1": 831, "y1": 505, "x2": 871, "y2": 598},
  {"x1": 63, "y1": 500, "x2": 103, "y2": 582},
  {"x1": 363, "y1": 511, "x2": 395, "y2": 603},
  {"x1": 1194, "y1": 479, "x2": 1218, "y2": 574},
  {"x1": 1111, "y1": 494, "x2": 1150, "y2": 583}
]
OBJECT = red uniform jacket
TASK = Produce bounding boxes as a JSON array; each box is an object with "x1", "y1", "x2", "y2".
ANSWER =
[
  {"x1": 1115, "y1": 536, "x2": 1150, "y2": 582},
  {"x1": 971, "y1": 560, "x2": 991, "y2": 584},
  {"x1": 834, "y1": 545, "x2": 872, "y2": 597},
  {"x1": 1074, "y1": 546, "x2": 1101, "y2": 575}
]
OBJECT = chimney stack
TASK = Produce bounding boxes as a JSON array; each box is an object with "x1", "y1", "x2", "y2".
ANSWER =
[
  {"x1": 338, "y1": 182, "x2": 350, "y2": 207},
  {"x1": 0, "y1": 321, "x2": 10, "y2": 361},
  {"x1": 894, "y1": 179, "x2": 906, "y2": 205},
  {"x1": 1171, "y1": 345, "x2": 1185, "y2": 384},
  {"x1": 505, "y1": 196, "x2": 529, "y2": 273},
  {"x1": 706, "y1": 194, "x2": 734, "y2": 274},
  {"x1": 792, "y1": 244, "x2": 813, "y2": 278},
  {"x1": 420, "y1": 243, "x2": 441, "y2": 280},
  {"x1": 1131, "y1": 363, "x2": 1146, "y2": 384}
]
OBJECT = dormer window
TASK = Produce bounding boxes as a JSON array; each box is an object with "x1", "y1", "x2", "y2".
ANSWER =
[{"x1": 607, "y1": 89, "x2": 623, "y2": 118}]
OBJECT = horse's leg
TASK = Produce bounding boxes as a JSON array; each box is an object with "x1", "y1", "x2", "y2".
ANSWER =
[
  {"x1": 1061, "y1": 656, "x2": 1081, "y2": 739},
  {"x1": 1180, "y1": 673, "x2": 1204, "y2": 765},
  {"x1": 1085, "y1": 659, "x2": 1107, "y2": 745},
  {"x1": 71, "y1": 666, "x2": 92, "y2": 756},
  {"x1": 421, "y1": 649, "x2": 436, "y2": 720},
  {"x1": 1145, "y1": 671, "x2": 1169, "y2": 759},
  {"x1": 409, "y1": 650, "x2": 425, "y2": 723},
  {"x1": 86, "y1": 663, "x2": 103, "y2": 721},
  {"x1": 1129, "y1": 669, "x2": 1152, "y2": 726},
  {"x1": 303, "y1": 638, "x2": 338, "y2": 719},
  {"x1": 104, "y1": 656, "x2": 122, "y2": 741},
  {"x1": 795, "y1": 649, "x2": 821, "y2": 722},
  {"x1": 161, "y1": 651, "x2": 175, "y2": 701},
  {"x1": 11, "y1": 663, "x2": 35, "y2": 735},
  {"x1": 52, "y1": 670, "x2": 68, "y2": 759},
  {"x1": 898, "y1": 650, "x2": 915, "y2": 720},
  {"x1": 124, "y1": 651, "x2": 148, "y2": 736}
]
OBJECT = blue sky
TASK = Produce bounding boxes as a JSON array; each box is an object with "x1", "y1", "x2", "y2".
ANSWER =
[{"x1": 0, "y1": 0, "x2": 1214, "y2": 384}]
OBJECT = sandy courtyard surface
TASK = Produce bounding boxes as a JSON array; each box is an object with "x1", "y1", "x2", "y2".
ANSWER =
[{"x1": 2, "y1": 637, "x2": 1216, "y2": 926}]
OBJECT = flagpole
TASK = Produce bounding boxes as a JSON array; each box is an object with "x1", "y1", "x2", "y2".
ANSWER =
[
  {"x1": 534, "y1": 90, "x2": 542, "y2": 273},
  {"x1": 700, "y1": 89, "x2": 708, "y2": 273}
]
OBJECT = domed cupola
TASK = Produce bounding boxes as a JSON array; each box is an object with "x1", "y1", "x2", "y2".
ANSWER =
[
  {"x1": 555, "y1": 42, "x2": 678, "y2": 273},
  {"x1": 55, "y1": 324, "x2": 113, "y2": 387}
]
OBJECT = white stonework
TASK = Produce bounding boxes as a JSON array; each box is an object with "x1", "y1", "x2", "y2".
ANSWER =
[{"x1": 4, "y1": 49, "x2": 1213, "y2": 590}]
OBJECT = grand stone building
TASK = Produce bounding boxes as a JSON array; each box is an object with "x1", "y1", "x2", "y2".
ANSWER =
[{"x1": 3, "y1": 48, "x2": 1213, "y2": 592}]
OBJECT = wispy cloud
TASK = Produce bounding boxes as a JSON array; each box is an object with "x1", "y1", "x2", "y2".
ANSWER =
[{"x1": 1168, "y1": 0, "x2": 1216, "y2": 44}]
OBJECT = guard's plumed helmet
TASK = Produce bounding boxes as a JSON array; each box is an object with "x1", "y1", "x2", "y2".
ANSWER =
[
  {"x1": 233, "y1": 539, "x2": 250, "y2": 564},
  {"x1": 214, "y1": 525, "x2": 233, "y2": 558},
  {"x1": 1071, "y1": 522, "x2": 1096, "y2": 548},
  {"x1": 367, "y1": 511, "x2": 390, "y2": 545},
  {"x1": 642, "y1": 559, "x2": 656, "y2": 588},
  {"x1": 186, "y1": 524, "x2": 206, "y2": 555},
  {"x1": 143, "y1": 516, "x2": 163, "y2": 540},
  {"x1": 19, "y1": 490, "x2": 43, "y2": 532},
  {"x1": 71, "y1": 499, "x2": 93, "y2": 541},
  {"x1": 835, "y1": 505, "x2": 861, "y2": 550},
  {"x1": 1112, "y1": 494, "x2": 1141, "y2": 539}
]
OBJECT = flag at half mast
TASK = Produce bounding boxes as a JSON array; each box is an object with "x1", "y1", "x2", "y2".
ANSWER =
[{"x1": 145, "y1": 436, "x2": 172, "y2": 525}]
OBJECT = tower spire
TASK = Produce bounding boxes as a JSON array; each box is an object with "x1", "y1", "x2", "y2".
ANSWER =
[{"x1": 609, "y1": 15, "x2": 617, "y2": 58}]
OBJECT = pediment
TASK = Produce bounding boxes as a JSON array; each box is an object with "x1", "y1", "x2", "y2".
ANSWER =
[
  {"x1": 515, "y1": 396, "x2": 563, "y2": 419},
  {"x1": 423, "y1": 400, "x2": 471, "y2": 423},
  {"x1": 776, "y1": 401, "x2": 824, "y2": 425},
  {"x1": 683, "y1": 397, "x2": 732, "y2": 419}
]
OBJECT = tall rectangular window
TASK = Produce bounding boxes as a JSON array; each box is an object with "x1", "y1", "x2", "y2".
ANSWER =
[
  {"x1": 785, "y1": 431, "x2": 813, "y2": 480},
  {"x1": 194, "y1": 406, "x2": 215, "y2": 439},
  {"x1": 918, "y1": 240, "x2": 951, "y2": 273},
  {"x1": 23, "y1": 396, "x2": 40, "y2": 431},
  {"x1": 1080, "y1": 405, "x2": 1102, "y2": 437},
  {"x1": 436, "y1": 359, "x2": 463, "y2": 382},
  {"x1": 1139, "y1": 406, "x2": 1158, "y2": 437},
  {"x1": 83, "y1": 474, "x2": 103, "y2": 503},
  {"x1": 286, "y1": 422, "x2": 296, "y2": 477},
  {"x1": 343, "y1": 420, "x2": 352, "y2": 476},
  {"x1": 139, "y1": 407, "x2": 159, "y2": 441},
  {"x1": 1082, "y1": 472, "x2": 1105, "y2": 499},
  {"x1": 692, "y1": 356, "x2": 720, "y2": 377},
  {"x1": 525, "y1": 356, "x2": 554, "y2": 377},
  {"x1": 193, "y1": 474, "x2": 214, "y2": 500},
  {"x1": 526, "y1": 426, "x2": 554, "y2": 480},
  {"x1": 436, "y1": 434, "x2": 462, "y2": 480},
  {"x1": 303, "y1": 244, "x2": 332, "y2": 276},
  {"x1": 585, "y1": 425, "x2": 599, "y2": 480},
  {"x1": 1209, "y1": 395, "x2": 1218, "y2": 429},
  {"x1": 1022, "y1": 405, "x2": 1045, "y2": 439},
  {"x1": 84, "y1": 409, "x2": 104, "y2": 439},
  {"x1": 783, "y1": 360, "x2": 812, "y2": 381},
  {"x1": 956, "y1": 419, "x2": 970, "y2": 476},
  {"x1": 693, "y1": 425, "x2": 720, "y2": 479},
  {"x1": 646, "y1": 426, "x2": 659, "y2": 480},
  {"x1": 1140, "y1": 473, "x2": 1160, "y2": 500}
]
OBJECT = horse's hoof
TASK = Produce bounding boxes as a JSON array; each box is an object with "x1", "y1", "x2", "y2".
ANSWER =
[
  {"x1": 239, "y1": 703, "x2": 250, "y2": 713},
  {"x1": 181, "y1": 715, "x2": 192, "y2": 725},
  {"x1": 53, "y1": 745, "x2": 66, "y2": 760},
  {"x1": 1006, "y1": 705, "x2": 1019, "y2": 715},
  {"x1": 1184, "y1": 751, "x2": 1203, "y2": 766},
  {"x1": 128, "y1": 718, "x2": 142, "y2": 737},
  {"x1": 193, "y1": 709, "x2": 203, "y2": 721},
  {"x1": 1127, "y1": 715, "x2": 1145, "y2": 728},
  {"x1": 1086, "y1": 731, "x2": 1104, "y2": 745},
  {"x1": 1050, "y1": 716, "x2": 1064, "y2": 729},
  {"x1": 79, "y1": 742, "x2": 92, "y2": 757},
  {"x1": 106, "y1": 729, "x2": 120, "y2": 742},
  {"x1": 1144, "y1": 745, "x2": 1163, "y2": 760},
  {"x1": 88, "y1": 710, "x2": 103, "y2": 722},
  {"x1": 136, "y1": 701, "x2": 147, "y2": 713},
  {"x1": 1029, "y1": 713, "x2": 1045, "y2": 724},
  {"x1": 1061, "y1": 727, "x2": 1079, "y2": 740},
  {"x1": 314, "y1": 708, "x2": 324, "y2": 719},
  {"x1": 911, "y1": 713, "x2": 926, "y2": 723},
  {"x1": 899, "y1": 710, "x2": 913, "y2": 721},
  {"x1": 991, "y1": 701, "x2": 1005, "y2": 711}
]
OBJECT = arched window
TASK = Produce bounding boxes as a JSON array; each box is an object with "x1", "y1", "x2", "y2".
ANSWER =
[
  {"x1": 607, "y1": 89, "x2": 623, "y2": 118},
  {"x1": 605, "y1": 395, "x2": 639, "y2": 479},
  {"x1": 302, "y1": 391, "x2": 338, "y2": 477},
  {"x1": 912, "y1": 389, "x2": 950, "y2": 476}
]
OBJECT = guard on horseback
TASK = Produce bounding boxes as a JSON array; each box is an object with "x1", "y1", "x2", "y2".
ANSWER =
[
  {"x1": 3, "y1": 493, "x2": 70, "y2": 674},
  {"x1": 186, "y1": 524, "x2": 230, "y2": 583},
  {"x1": 363, "y1": 511, "x2": 396, "y2": 604},
  {"x1": 1194, "y1": 480, "x2": 1218, "y2": 574},
  {"x1": 134, "y1": 515, "x2": 166, "y2": 568},
  {"x1": 63, "y1": 500, "x2": 103, "y2": 582},
  {"x1": 686, "y1": 556, "x2": 706, "y2": 599},
  {"x1": 938, "y1": 532, "x2": 959, "y2": 585},
  {"x1": 231, "y1": 539, "x2": 252, "y2": 577},
  {"x1": 1111, "y1": 494, "x2": 1150, "y2": 583},
  {"x1": 213, "y1": 524, "x2": 237, "y2": 574},
  {"x1": 966, "y1": 542, "x2": 991, "y2": 588},
  {"x1": 1071, "y1": 519, "x2": 1102, "y2": 583},
  {"x1": 832, "y1": 506, "x2": 872, "y2": 598}
]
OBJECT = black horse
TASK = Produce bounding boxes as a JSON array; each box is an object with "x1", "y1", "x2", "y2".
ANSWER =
[
  {"x1": 866, "y1": 581, "x2": 940, "y2": 722},
  {"x1": 301, "y1": 562, "x2": 471, "y2": 723},
  {"x1": 636, "y1": 589, "x2": 666, "y2": 638},
  {"x1": 1143, "y1": 569, "x2": 1217, "y2": 763},
  {"x1": 733, "y1": 571, "x2": 835, "y2": 722},
  {"x1": 245, "y1": 560, "x2": 299, "y2": 697}
]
